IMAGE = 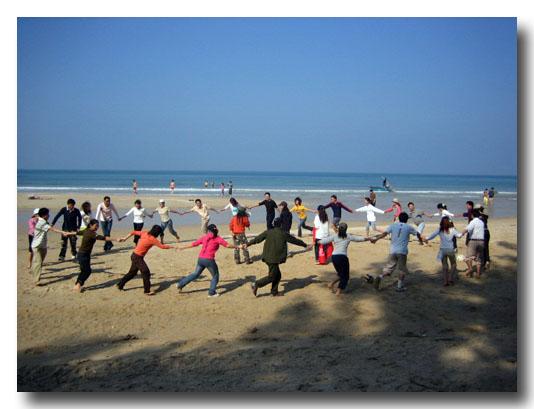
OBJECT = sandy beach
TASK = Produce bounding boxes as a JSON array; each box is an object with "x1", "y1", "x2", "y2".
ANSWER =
[{"x1": 17, "y1": 193, "x2": 517, "y2": 391}]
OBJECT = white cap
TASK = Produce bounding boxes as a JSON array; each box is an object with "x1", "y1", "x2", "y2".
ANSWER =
[
  {"x1": 159, "y1": 199, "x2": 165, "y2": 203},
  {"x1": 33, "y1": 208, "x2": 40, "y2": 215}
]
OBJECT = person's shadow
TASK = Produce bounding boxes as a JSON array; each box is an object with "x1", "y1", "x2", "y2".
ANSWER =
[{"x1": 282, "y1": 274, "x2": 319, "y2": 294}]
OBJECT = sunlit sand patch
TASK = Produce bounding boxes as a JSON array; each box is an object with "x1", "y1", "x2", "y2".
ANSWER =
[{"x1": 446, "y1": 292, "x2": 487, "y2": 305}]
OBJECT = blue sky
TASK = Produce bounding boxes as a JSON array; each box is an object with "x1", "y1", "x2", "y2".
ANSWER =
[{"x1": 18, "y1": 18, "x2": 517, "y2": 175}]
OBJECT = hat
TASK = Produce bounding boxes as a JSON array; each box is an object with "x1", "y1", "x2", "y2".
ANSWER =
[
  {"x1": 33, "y1": 208, "x2": 39, "y2": 215},
  {"x1": 159, "y1": 199, "x2": 165, "y2": 203},
  {"x1": 392, "y1": 198, "x2": 401, "y2": 205}
]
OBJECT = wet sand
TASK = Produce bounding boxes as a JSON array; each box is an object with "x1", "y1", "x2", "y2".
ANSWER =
[{"x1": 17, "y1": 194, "x2": 517, "y2": 391}]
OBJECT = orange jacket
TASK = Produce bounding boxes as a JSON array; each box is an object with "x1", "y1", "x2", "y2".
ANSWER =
[{"x1": 229, "y1": 215, "x2": 250, "y2": 234}]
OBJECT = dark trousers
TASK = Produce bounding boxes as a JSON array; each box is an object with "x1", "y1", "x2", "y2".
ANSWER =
[
  {"x1": 314, "y1": 240, "x2": 321, "y2": 261},
  {"x1": 101, "y1": 220, "x2": 114, "y2": 251},
  {"x1": 256, "y1": 262, "x2": 282, "y2": 294},
  {"x1": 133, "y1": 222, "x2": 144, "y2": 245},
  {"x1": 332, "y1": 254, "x2": 350, "y2": 289},
  {"x1": 266, "y1": 214, "x2": 275, "y2": 230},
  {"x1": 483, "y1": 230, "x2": 491, "y2": 264},
  {"x1": 75, "y1": 252, "x2": 92, "y2": 286},
  {"x1": 118, "y1": 253, "x2": 151, "y2": 293},
  {"x1": 59, "y1": 233, "x2": 77, "y2": 258}
]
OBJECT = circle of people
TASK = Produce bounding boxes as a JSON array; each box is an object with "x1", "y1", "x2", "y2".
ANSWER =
[{"x1": 27, "y1": 192, "x2": 491, "y2": 297}]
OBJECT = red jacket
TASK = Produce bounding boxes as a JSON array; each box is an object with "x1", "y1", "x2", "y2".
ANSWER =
[{"x1": 229, "y1": 215, "x2": 250, "y2": 234}]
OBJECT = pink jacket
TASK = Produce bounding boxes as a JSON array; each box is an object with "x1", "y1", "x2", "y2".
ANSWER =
[
  {"x1": 192, "y1": 233, "x2": 229, "y2": 259},
  {"x1": 28, "y1": 217, "x2": 38, "y2": 236}
]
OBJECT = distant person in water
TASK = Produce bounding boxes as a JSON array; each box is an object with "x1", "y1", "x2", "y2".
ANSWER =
[
  {"x1": 170, "y1": 179, "x2": 176, "y2": 194},
  {"x1": 278, "y1": 201, "x2": 293, "y2": 233},
  {"x1": 119, "y1": 199, "x2": 153, "y2": 245},
  {"x1": 323, "y1": 195, "x2": 353, "y2": 226},
  {"x1": 79, "y1": 201, "x2": 92, "y2": 232},
  {"x1": 211, "y1": 181, "x2": 215, "y2": 188},
  {"x1": 228, "y1": 181, "x2": 233, "y2": 196},
  {"x1": 318, "y1": 223, "x2": 373, "y2": 295},
  {"x1": 177, "y1": 224, "x2": 238, "y2": 297},
  {"x1": 73, "y1": 219, "x2": 120, "y2": 293},
  {"x1": 290, "y1": 197, "x2": 314, "y2": 238},
  {"x1": 384, "y1": 198, "x2": 402, "y2": 222},
  {"x1": 179, "y1": 198, "x2": 217, "y2": 235},
  {"x1": 366, "y1": 212, "x2": 423, "y2": 292},
  {"x1": 204, "y1": 180, "x2": 209, "y2": 188},
  {"x1": 51, "y1": 198, "x2": 82, "y2": 261},
  {"x1": 423, "y1": 217, "x2": 464, "y2": 286},
  {"x1": 117, "y1": 225, "x2": 176, "y2": 295},
  {"x1": 229, "y1": 209, "x2": 251, "y2": 264},
  {"x1": 27, "y1": 208, "x2": 40, "y2": 269},
  {"x1": 31, "y1": 208, "x2": 75, "y2": 286},
  {"x1": 355, "y1": 197, "x2": 384, "y2": 236},
  {"x1": 132, "y1": 179, "x2": 138, "y2": 195},
  {"x1": 382, "y1": 177, "x2": 390, "y2": 189},
  {"x1": 220, "y1": 182, "x2": 225, "y2": 197},
  {"x1": 248, "y1": 192, "x2": 278, "y2": 230},
  {"x1": 488, "y1": 187, "x2": 496, "y2": 205},
  {"x1": 152, "y1": 199, "x2": 180, "y2": 244},
  {"x1": 95, "y1": 196, "x2": 121, "y2": 252},
  {"x1": 483, "y1": 189, "x2": 489, "y2": 207},
  {"x1": 369, "y1": 189, "x2": 377, "y2": 206},
  {"x1": 245, "y1": 218, "x2": 310, "y2": 297}
]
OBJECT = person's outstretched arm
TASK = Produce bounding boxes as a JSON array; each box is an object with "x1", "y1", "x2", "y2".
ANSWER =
[
  {"x1": 285, "y1": 233, "x2": 308, "y2": 248},
  {"x1": 424, "y1": 229, "x2": 440, "y2": 243},
  {"x1": 340, "y1": 202, "x2": 353, "y2": 213},
  {"x1": 246, "y1": 230, "x2": 267, "y2": 247},
  {"x1": 51, "y1": 207, "x2": 65, "y2": 227},
  {"x1": 111, "y1": 203, "x2": 120, "y2": 220}
]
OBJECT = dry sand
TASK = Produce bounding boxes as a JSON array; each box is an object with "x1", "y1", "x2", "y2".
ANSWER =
[{"x1": 17, "y1": 194, "x2": 517, "y2": 391}]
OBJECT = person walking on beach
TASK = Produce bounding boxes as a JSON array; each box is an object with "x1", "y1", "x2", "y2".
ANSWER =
[
  {"x1": 152, "y1": 199, "x2": 180, "y2": 244},
  {"x1": 474, "y1": 204, "x2": 491, "y2": 270},
  {"x1": 245, "y1": 218, "x2": 311, "y2": 297},
  {"x1": 318, "y1": 222, "x2": 373, "y2": 295},
  {"x1": 369, "y1": 189, "x2": 377, "y2": 206},
  {"x1": 119, "y1": 199, "x2": 153, "y2": 245},
  {"x1": 220, "y1": 182, "x2": 225, "y2": 197},
  {"x1": 384, "y1": 198, "x2": 402, "y2": 222},
  {"x1": 73, "y1": 219, "x2": 120, "y2": 293},
  {"x1": 248, "y1": 192, "x2": 278, "y2": 230},
  {"x1": 178, "y1": 199, "x2": 217, "y2": 235},
  {"x1": 423, "y1": 217, "x2": 464, "y2": 286},
  {"x1": 354, "y1": 197, "x2": 384, "y2": 237},
  {"x1": 51, "y1": 198, "x2": 82, "y2": 261},
  {"x1": 79, "y1": 202, "x2": 92, "y2": 232},
  {"x1": 132, "y1": 179, "x2": 138, "y2": 195},
  {"x1": 278, "y1": 201, "x2": 293, "y2": 233},
  {"x1": 229, "y1": 209, "x2": 251, "y2": 264},
  {"x1": 31, "y1": 208, "x2": 75, "y2": 286},
  {"x1": 27, "y1": 208, "x2": 39, "y2": 269},
  {"x1": 228, "y1": 181, "x2": 233, "y2": 196},
  {"x1": 462, "y1": 208, "x2": 486, "y2": 278},
  {"x1": 366, "y1": 212, "x2": 423, "y2": 292},
  {"x1": 177, "y1": 224, "x2": 238, "y2": 297},
  {"x1": 170, "y1": 179, "x2": 176, "y2": 194},
  {"x1": 313, "y1": 205, "x2": 330, "y2": 264},
  {"x1": 290, "y1": 197, "x2": 314, "y2": 238},
  {"x1": 323, "y1": 195, "x2": 353, "y2": 226},
  {"x1": 117, "y1": 225, "x2": 176, "y2": 295},
  {"x1": 95, "y1": 196, "x2": 121, "y2": 252}
]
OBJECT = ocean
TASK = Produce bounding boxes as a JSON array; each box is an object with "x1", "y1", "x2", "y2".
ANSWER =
[{"x1": 18, "y1": 170, "x2": 517, "y2": 223}]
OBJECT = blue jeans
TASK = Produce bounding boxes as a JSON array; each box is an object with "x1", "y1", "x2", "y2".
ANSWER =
[
  {"x1": 178, "y1": 258, "x2": 220, "y2": 295},
  {"x1": 100, "y1": 220, "x2": 113, "y2": 251},
  {"x1": 297, "y1": 217, "x2": 313, "y2": 237}
]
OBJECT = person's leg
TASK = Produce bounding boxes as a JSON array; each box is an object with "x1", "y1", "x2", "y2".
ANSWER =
[
  {"x1": 396, "y1": 254, "x2": 408, "y2": 290},
  {"x1": 441, "y1": 255, "x2": 450, "y2": 285},
  {"x1": 475, "y1": 242, "x2": 484, "y2": 278},
  {"x1": 75, "y1": 253, "x2": 92, "y2": 289},
  {"x1": 205, "y1": 260, "x2": 220, "y2": 296},
  {"x1": 59, "y1": 235, "x2": 68, "y2": 259},
  {"x1": 201, "y1": 219, "x2": 209, "y2": 235},
  {"x1": 448, "y1": 253, "x2": 457, "y2": 283},
  {"x1": 240, "y1": 233, "x2": 250, "y2": 263},
  {"x1": 28, "y1": 235, "x2": 33, "y2": 269},
  {"x1": 137, "y1": 257, "x2": 153, "y2": 294},
  {"x1": 159, "y1": 221, "x2": 167, "y2": 244},
  {"x1": 297, "y1": 218, "x2": 303, "y2": 237},
  {"x1": 333, "y1": 217, "x2": 341, "y2": 226},
  {"x1": 178, "y1": 259, "x2": 206, "y2": 289},
  {"x1": 365, "y1": 222, "x2": 371, "y2": 237},
  {"x1": 255, "y1": 262, "x2": 275, "y2": 289},
  {"x1": 375, "y1": 254, "x2": 398, "y2": 290},
  {"x1": 314, "y1": 240, "x2": 320, "y2": 262},
  {"x1": 31, "y1": 248, "x2": 46, "y2": 284},
  {"x1": 336, "y1": 255, "x2": 350, "y2": 291},
  {"x1": 117, "y1": 254, "x2": 140, "y2": 289},
  {"x1": 69, "y1": 234, "x2": 78, "y2": 257},
  {"x1": 269, "y1": 263, "x2": 282, "y2": 295},
  {"x1": 266, "y1": 215, "x2": 274, "y2": 230},
  {"x1": 133, "y1": 223, "x2": 144, "y2": 245},
  {"x1": 484, "y1": 230, "x2": 491, "y2": 268},
  {"x1": 232, "y1": 235, "x2": 241, "y2": 264},
  {"x1": 167, "y1": 219, "x2": 180, "y2": 240},
  {"x1": 302, "y1": 216, "x2": 313, "y2": 232}
]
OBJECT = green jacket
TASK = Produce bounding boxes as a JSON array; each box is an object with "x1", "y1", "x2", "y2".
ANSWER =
[{"x1": 247, "y1": 227, "x2": 307, "y2": 264}]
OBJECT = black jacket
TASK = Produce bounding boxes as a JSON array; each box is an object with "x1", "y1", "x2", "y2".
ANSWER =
[{"x1": 52, "y1": 207, "x2": 82, "y2": 231}]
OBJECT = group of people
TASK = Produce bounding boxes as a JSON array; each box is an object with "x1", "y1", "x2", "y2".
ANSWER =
[{"x1": 26, "y1": 190, "x2": 492, "y2": 299}]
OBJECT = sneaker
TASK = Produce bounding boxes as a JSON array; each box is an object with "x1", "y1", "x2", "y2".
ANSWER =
[
  {"x1": 373, "y1": 276, "x2": 381, "y2": 291},
  {"x1": 250, "y1": 283, "x2": 258, "y2": 297},
  {"x1": 395, "y1": 286, "x2": 406, "y2": 292},
  {"x1": 177, "y1": 284, "x2": 183, "y2": 293},
  {"x1": 235, "y1": 260, "x2": 242, "y2": 265},
  {"x1": 245, "y1": 260, "x2": 252, "y2": 265},
  {"x1": 116, "y1": 284, "x2": 124, "y2": 291},
  {"x1": 208, "y1": 292, "x2": 220, "y2": 298},
  {"x1": 58, "y1": 257, "x2": 65, "y2": 262}
]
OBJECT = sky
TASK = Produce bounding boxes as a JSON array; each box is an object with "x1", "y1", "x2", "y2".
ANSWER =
[{"x1": 17, "y1": 18, "x2": 517, "y2": 175}]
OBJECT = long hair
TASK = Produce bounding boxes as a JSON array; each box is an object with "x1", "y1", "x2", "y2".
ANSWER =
[
  {"x1": 279, "y1": 201, "x2": 289, "y2": 214},
  {"x1": 439, "y1": 216, "x2": 451, "y2": 232},
  {"x1": 317, "y1": 205, "x2": 328, "y2": 224},
  {"x1": 148, "y1": 225, "x2": 163, "y2": 237},
  {"x1": 294, "y1": 197, "x2": 302, "y2": 205},
  {"x1": 337, "y1": 222, "x2": 348, "y2": 239},
  {"x1": 81, "y1": 201, "x2": 91, "y2": 214},
  {"x1": 207, "y1": 224, "x2": 219, "y2": 237},
  {"x1": 229, "y1": 197, "x2": 238, "y2": 207}
]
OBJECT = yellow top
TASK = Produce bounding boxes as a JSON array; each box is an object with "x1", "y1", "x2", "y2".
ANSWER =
[{"x1": 290, "y1": 204, "x2": 310, "y2": 220}]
